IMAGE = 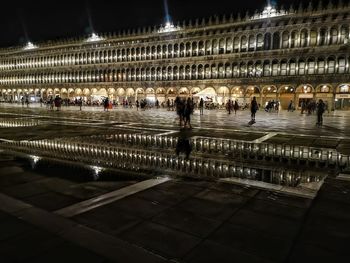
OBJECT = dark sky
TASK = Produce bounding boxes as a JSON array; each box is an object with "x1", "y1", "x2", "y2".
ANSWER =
[{"x1": 0, "y1": 0, "x2": 328, "y2": 47}]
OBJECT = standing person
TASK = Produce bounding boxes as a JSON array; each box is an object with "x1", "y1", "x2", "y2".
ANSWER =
[
  {"x1": 287, "y1": 100, "x2": 294, "y2": 112},
  {"x1": 233, "y1": 100, "x2": 239, "y2": 115},
  {"x1": 324, "y1": 101, "x2": 329, "y2": 114},
  {"x1": 183, "y1": 98, "x2": 193, "y2": 129},
  {"x1": 21, "y1": 96, "x2": 25, "y2": 107},
  {"x1": 166, "y1": 99, "x2": 170, "y2": 111},
  {"x1": 103, "y1": 97, "x2": 109, "y2": 112},
  {"x1": 226, "y1": 99, "x2": 232, "y2": 114},
  {"x1": 136, "y1": 100, "x2": 139, "y2": 111},
  {"x1": 301, "y1": 100, "x2": 305, "y2": 114},
  {"x1": 78, "y1": 97, "x2": 83, "y2": 111},
  {"x1": 199, "y1": 98, "x2": 204, "y2": 116},
  {"x1": 316, "y1": 99, "x2": 326, "y2": 126},
  {"x1": 48, "y1": 97, "x2": 54, "y2": 110},
  {"x1": 250, "y1": 96, "x2": 258, "y2": 123},
  {"x1": 54, "y1": 95, "x2": 62, "y2": 111},
  {"x1": 25, "y1": 97, "x2": 29, "y2": 108}
]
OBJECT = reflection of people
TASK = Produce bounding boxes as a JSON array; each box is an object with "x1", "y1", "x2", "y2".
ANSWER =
[{"x1": 176, "y1": 130, "x2": 192, "y2": 159}]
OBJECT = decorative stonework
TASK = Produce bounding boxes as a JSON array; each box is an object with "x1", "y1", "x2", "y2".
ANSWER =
[
  {"x1": 85, "y1": 33, "x2": 104, "y2": 43},
  {"x1": 251, "y1": 5, "x2": 290, "y2": 20},
  {"x1": 158, "y1": 22, "x2": 181, "y2": 33}
]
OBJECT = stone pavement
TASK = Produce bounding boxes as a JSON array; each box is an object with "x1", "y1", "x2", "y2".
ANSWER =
[
  {"x1": 0, "y1": 154, "x2": 349, "y2": 262},
  {"x1": 0, "y1": 104, "x2": 350, "y2": 262}
]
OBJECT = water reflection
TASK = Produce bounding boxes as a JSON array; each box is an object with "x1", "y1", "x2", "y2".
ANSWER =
[
  {"x1": 0, "y1": 138, "x2": 329, "y2": 188},
  {"x1": 175, "y1": 130, "x2": 192, "y2": 159}
]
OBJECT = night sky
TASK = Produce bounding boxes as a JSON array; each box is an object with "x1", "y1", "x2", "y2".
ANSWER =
[{"x1": 0, "y1": 0, "x2": 332, "y2": 47}]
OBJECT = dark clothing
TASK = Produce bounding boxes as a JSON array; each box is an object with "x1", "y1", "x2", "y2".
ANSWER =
[
  {"x1": 317, "y1": 101, "x2": 325, "y2": 125},
  {"x1": 251, "y1": 99, "x2": 258, "y2": 121}
]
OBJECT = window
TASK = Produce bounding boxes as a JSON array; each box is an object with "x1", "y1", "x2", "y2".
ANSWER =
[
  {"x1": 298, "y1": 61, "x2": 305, "y2": 75},
  {"x1": 280, "y1": 62, "x2": 287, "y2": 75},
  {"x1": 272, "y1": 62, "x2": 279, "y2": 76},
  {"x1": 328, "y1": 59, "x2": 335, "y2": 74},
  {"x1": 340, "y1": 85, "x2": 349, "y2": 93},
  {"x1": 320, "y1": 85, "x2": 330, "y2": 93},
  {"x1": 248, "y1": 36, "x2": 255, "y2": 51},
  {"x1": 307, "y1": 60, "x2": 315, "y2": 74},
  {"x1": 318, "y1": 60, "x2": 325, "y2": 74},
  {"x1": 338, "y1": 58, "x2": 346, "y2": 73}
]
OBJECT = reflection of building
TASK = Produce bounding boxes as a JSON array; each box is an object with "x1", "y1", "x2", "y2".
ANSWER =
[{"x1": 1, "y1": 3, "x2": 350, "y2": 109}]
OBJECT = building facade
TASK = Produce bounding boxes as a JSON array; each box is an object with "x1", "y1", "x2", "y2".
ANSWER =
[{"x1": 1, "y1": 2, "x2": 350, "y2": 109}]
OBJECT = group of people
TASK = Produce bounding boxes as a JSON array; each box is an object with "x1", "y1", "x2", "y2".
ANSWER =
[
  {"x1": 265, "y1": 100, "x2": 280, "y2": 112},
  {"x1": 300, "y1": 99, "x2": 329, "y2": 115},
  {"x1": 225, "y1": 99, "x2": 240, "y2": 115},
  {"x1": 175, "y1": 97, "x2": 195, "y2": 129},
  {"x1": 44, "y1": 96, "x2": 63, "y2": 111}
]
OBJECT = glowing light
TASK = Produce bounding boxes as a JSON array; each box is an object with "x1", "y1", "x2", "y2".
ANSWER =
[
  {"x1": 86, "y1": 33, "x2": 104, "y2": 42},
  {"x1": 251, "y1": 4, "x2": 289, "y2": 20},
  {"x1": 91, "y1": 166, "x2": 103, "y2": 180},
  {"x1": 158, "y1": 22, "x2": 180, "y2": 33},
  {"x1": 23, "y1": 42, "x2": 37, "y2": 50}
]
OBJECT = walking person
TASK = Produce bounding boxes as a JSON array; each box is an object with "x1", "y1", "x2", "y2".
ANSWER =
[
  {"x1": 183, "y1": 98, "x2": 193, "y2": 129},
  {"x1": 136, "y1": 100, "x2": 139, "y2": 111},
  {"x1": 250, "y1": 96, "x2": 258, "y2": 123},
  {"x1": 199, "y1": 98, "x2": 204, "y2": 116},
  {"x1": 233, "y1": 100, "x2": 239, "y2": 115},
  {"x1": 316, "y1": 99, "x2": 326, "y2": 126}
]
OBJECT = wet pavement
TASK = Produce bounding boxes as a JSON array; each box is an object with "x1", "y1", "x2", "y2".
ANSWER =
[{"x1": 0, "y1": 104, "x2": 350, "y2": 262}]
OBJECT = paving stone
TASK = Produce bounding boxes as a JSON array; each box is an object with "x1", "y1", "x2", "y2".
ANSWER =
[
  {"x1": 229, "y1": 208, "x2": 300, "y2": 239},
  {"x1": 194, "y1": 188, "x2": 249, "y2": 206},
  {"x1": 245, "y1": 198, "x2": 306, "y2": 221},
  {"x1": 0, "y1": 228, "x2": 65, "y2": 261},
  {"x1": 152, "y1": 207, "x2": 221, "y2": 238},
  {"x1": 73, "y1": 206, "x2": 141, "y2": 235},
  {"x1": 208, "y1": 222, "x2": 292, "y2": 262},
  {"x1": 102, "y1": 195, "x2": 168, "y2": 219},
  {"x1": 255, "y1": 190, "x2": 312, "y2": 209},
  {"x1": 209, "y1": 182, "x2": 259, "y2": 197},
  {"x1": 298, "y1": 216, "x2": 350, "y2": 253},
  {"x1": 288, "y1": 242, "x2": 348, "y2": 263},
  {"x1": 310, "y1": 199, "x2": 350, "y2": 221},
  {"x1": 0, "y1": 171, "x2": 45, "y2": 189},
  {"x1": 152, "y1": 181, "x2": 204, "y2": 197},
  {"x1": 0, "y1": 166, "x2": 24, "y2": 175},
  {"x1": 0, "y1": 217, "x2": 34, "y2": 241},
  {"x1": 120, "y1": 221, "x2": 201, "y2": 260},
  {"x1": 1, "y1": 181, "x2": 50, "y2": 199},
  {"x1": 27, "y1": 241, "x2": 106, "y2": 263},
  {"x1": 178, "y1": 197, "x2": 238, "y2": 222},
  {"x1": 185, "y1": 240, "x2": 273, "y2": 263},
  {"x1": 23, "y1": 191, "x2": 82, "y2": 211},
  {"x1": 134, "y1": 187, "x2": 188, "y2": 206}
]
